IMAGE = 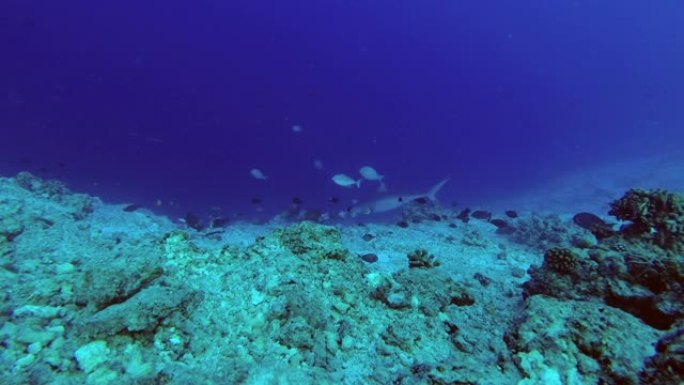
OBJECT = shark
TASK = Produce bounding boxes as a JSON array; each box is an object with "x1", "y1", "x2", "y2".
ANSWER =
[{"x1": 349, "y1": 178, "x2": 450, "y2": 216}]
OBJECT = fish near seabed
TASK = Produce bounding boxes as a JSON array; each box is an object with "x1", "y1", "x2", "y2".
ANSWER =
[
  {"x1": 332, "y1": 173, "x2": 362, "y2": 188},
  {"x1": 250, "y1": 168, "x2": 268, "y2": 180},
  {"x1": 350, "y1": 178, "x2": 450, "y2": 216}
]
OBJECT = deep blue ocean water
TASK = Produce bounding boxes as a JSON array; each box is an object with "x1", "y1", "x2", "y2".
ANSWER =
[{"x1": 2, "y1": 0, "x2": 683, "y2": 221}]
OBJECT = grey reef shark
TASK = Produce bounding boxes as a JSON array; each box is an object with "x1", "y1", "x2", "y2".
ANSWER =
[{"x1": 349, "y1": 178, "x2": 449, "y2": 216}]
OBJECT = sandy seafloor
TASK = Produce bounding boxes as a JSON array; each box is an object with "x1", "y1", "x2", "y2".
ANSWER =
[{"x1": 1, "y1": 154, "x2": 683, "y2": 385}]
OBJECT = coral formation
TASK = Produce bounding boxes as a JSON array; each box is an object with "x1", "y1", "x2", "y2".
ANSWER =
[
  {"x1": 609, "y1": 188, "x2": 684, "y2": 252},
  {"x1": 543, "y1": 247, "x2": 585, "y2": 275},
  {"x1": 508, "y1": 190, "x2": 684, "y2": 384},
  {"x1": 407, "y1": 248, "x2": 441, "y2": 269}
]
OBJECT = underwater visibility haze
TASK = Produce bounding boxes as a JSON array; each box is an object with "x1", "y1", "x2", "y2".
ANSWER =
[
  {"x1": 3, "y1": 0, "x2": 683, "y2": 218},
  {"x1": 1, "y1": 1, "x2": 684, "y2": 384}
]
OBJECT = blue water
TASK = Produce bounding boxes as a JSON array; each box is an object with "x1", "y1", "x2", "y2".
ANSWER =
[{"x1": 2, "y1": 0, "x2": 683, "y2": 220}]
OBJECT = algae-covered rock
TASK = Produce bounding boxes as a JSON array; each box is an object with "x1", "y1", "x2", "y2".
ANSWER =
[
  {"x1": 0, "y1": 214, "x2": 24, "y2": 243},
  {"x1": 609, "y1": 188, "x2": 684, "y2": 252},
  {"x1": 510, "y1": 213, "x2": 586, "y2": 251},
  {"x1": 74, "y1": 340, "x2": 110, "y2": 373},
  {"x1": 277, "y1": 221, "x2": 349, "y2": 260},
  {"x1": 15, "y1": 172, "x2": 70, "y2": 197},
  {"x1": 507, "y1": 296, "x2": 662, "y2": 385},
  {"x1": 14, "y1": 172, "x2": 96, "y2": 220},
  {"x1": 394, "y1": 268, "x2": 474, "y2": 315},
  {"x1": 74, "y1": 248, "x2": 164, "y2": 310},
  {"x1": 640, "y1": 323, "x2": 684, "y2": 385},
  {"x1": 78, "y1": 285, "x2": 202, "y2": 337}
]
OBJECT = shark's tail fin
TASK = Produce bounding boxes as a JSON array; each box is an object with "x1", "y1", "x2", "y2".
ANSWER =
[{"x1": 426, "y1": 178, "x2": 450, "y2": 201}]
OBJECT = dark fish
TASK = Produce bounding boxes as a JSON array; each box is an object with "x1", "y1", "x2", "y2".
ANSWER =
[
  {"x1": 328, "y1": 197, "x2": 339, "y2": 204},
  {"x1": 251, "y1": 198, "x2": 262, "y2": 205},
  {"x1": 362, "y1": 233, "x2": 375, "y2": 241},
  {"x1": 413, "y1": 197, "x2": 428, "y2": 205},
  {"x1": 123, "y1": 204, "x2": 141, "y2": 212},
  {"x1": 496, "y1": 226, "x2": 516, "y2": 235},
  {"x1": 505, "y1": 210, "x2": 518, "y2": 219},
  {"x1": 184, "y1": 212, "x2": 204, "y2": 231},
  {"x1": 211, "y1": 217, "x2": 229, "y2": 228},
  {"x1": 360, "y1": 253, "x2": 378, "y2": 263},
  {"x1": 572, "y1": 212, "x2": 606, "y2": 230},
  {"x1": 429, "y1": 213, "x2": 442, "y2": 222},
  {"x1": 489, "y1": 218, "x2": 508, "y2": 228},
  {"x1": 471, "y1": 210, "x2": 492, "y2": 220},
  {"x1": 456, "y1": 208, "x2": 471, "y2": 223},
  {"x1": 397, "y1": 221, "x2": 409, "y2": 228},
  {"x1": 473, "y1": 273, "x2": 492, "y2": 287},
  {"x1": 292, "y1": 197, "x2": 303, "y2": 205}
]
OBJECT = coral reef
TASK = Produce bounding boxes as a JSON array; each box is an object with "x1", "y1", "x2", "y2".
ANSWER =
[
  {"x1": 517, "y1": 189, "x2": 684, "y2": 384},
  {"x1": 524, "y1": 241, "x2": 684, "y2": 330},
  {"x1": 609, "y1": 188, "x2": 684, "y2": 252}
]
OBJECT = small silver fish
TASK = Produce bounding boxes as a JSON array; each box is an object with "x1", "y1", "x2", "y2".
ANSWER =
[
  {"x1": 250, "y1": 168, "x2": 268, "y2": 180},
  {"x1": 359, "y1": 166, "x2": 384, "y2": 181},
  {"x1": 332, "y1": 173, "x2": 362, "y2": 188}
]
